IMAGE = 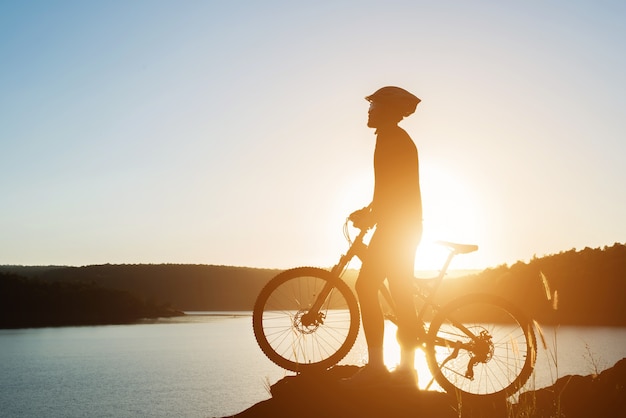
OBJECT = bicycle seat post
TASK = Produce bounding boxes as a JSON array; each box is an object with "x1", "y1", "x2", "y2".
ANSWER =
[
  {"x1": 429, "y1": 249, "x2": 457, "y2": 297},
  {"x1": 430, "y1": 241, "x2": 478, "y2": 298}
]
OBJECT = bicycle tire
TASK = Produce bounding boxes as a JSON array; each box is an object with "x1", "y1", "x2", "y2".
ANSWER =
[
  {"x1": 425, "y1": 293, "x2": 537, "y2": 399},
  {"x1": 252, "y1": 267, "x2": 360, "y2": 372}
]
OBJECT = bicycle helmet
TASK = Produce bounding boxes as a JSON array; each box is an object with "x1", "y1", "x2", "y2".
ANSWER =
[{"x1": 365, "y1": 86, "x2": 420, "y2": 117}]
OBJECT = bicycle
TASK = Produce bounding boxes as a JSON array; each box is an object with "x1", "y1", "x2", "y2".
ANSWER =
[{"x1": 252, "y1": 220, "x2": 537, "y2": 399}]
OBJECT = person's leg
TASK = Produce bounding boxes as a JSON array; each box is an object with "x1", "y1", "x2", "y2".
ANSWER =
[
  {"x1": 387, "y1": 227, "x2": 422, "y2": 371},
  {"x1": 390, "y1": 282, "x2": 418, "y2": 370},
  {"x1": 355, "y1": 245, "x2": 386, "y2": 368},
  {"x1": 341, "y1": 232, "x2": 390, "y2": 386}
]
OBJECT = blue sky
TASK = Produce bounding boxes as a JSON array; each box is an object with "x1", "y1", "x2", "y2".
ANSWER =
[{"x1": 1, "y1": 1, "x2": 625, "y2": 270}]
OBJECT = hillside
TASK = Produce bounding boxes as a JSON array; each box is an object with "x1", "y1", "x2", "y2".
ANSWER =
[
  {"x1": 0, "y1": 264, "x2": 282, "y2": 312},
  {"x1": 436, "y1": 242, "x2": 626, "y2": 326},
  {"x1": 0, "y1": 273, "x2": 181, "y2": 328},
  {"x1": 1, "y1": 242, "x2": 624, "y2": 326}
]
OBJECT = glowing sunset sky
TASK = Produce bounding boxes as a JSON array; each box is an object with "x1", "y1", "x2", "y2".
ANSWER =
[{"x1": 1, "y1": 1, "x2": 624, "y2": 271}]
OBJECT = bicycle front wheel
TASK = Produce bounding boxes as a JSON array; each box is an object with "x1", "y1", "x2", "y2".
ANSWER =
[
  {"x1": 252, "y1": 267, "x2": 360, "y2": 372},
  {"x1": 425, "y1": 293, "x2": 536, "y2": 399}
]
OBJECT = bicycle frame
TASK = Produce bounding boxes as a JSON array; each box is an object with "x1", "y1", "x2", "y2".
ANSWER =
[
  {"x1": 301, "y1": 223, "x2": 490, "y2": 387},
  {"x1": 303, "y1": 222, "x2": 477, "y2": 338}
]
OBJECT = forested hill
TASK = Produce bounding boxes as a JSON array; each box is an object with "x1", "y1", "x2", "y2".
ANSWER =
[
  {"x1": 1, "y1": 242, "x2": 624, "y2": 326},
  {"x1": 0, "y1": 264, "x2": 283, "y2": 312},
  {"x1": 436, "y1": 242, "x2": 626, "y2": 326},
  {"x1": 0, "y1": 273, "x2": 181, "y2": 328}
]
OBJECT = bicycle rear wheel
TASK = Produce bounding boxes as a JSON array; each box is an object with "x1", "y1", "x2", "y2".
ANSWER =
[
  {"x1": 252, "y1": 267, "x2": 360, "y2": 372},
  {"x1": 425, "y1": 293, "x2": 536, "y2": 399}
]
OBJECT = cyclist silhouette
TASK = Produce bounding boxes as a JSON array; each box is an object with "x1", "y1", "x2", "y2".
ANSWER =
[{"x1": 346, "y1": 86, "x2": 423, "y2": 387}]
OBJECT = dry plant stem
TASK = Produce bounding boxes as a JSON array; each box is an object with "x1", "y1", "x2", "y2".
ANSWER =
[
  {"x1": 263, "y1": 376, "x2": 272, "y2": 396},
  {"x1": 583, "y1": 342, "x2": 603, "y2": 376}
]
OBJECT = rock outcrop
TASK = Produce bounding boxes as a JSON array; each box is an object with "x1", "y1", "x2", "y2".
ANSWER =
[
  {"x1": 516, "y1": 357, "x2": 626, "y2": 418},
  {"x1": 226, "y1": 358, "x2": 626, "y2": 418}
]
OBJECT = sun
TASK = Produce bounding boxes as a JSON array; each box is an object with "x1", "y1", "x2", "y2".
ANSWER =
[
  {"x1": 327, "y1": 160, "x2": 484, "y2": 273},
  {"x1": 415, "y1": 161, "x2": 485, "y2": 272}
]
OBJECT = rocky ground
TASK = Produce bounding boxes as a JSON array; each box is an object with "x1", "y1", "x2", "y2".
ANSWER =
[{"x1": 224, "y1": 358, "x2": 626, "y2": 418}]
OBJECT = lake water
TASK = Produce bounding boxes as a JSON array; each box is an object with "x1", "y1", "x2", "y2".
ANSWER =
[{"x1": 1, "y1": 314, "x2": 625, "y2": 418}]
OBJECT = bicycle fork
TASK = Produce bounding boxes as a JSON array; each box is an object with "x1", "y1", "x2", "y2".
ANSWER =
[{"x1": 299, "y1": 238, "x2": 365, "y2": 327}]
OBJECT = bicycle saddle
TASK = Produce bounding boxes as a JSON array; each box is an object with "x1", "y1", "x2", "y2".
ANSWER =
[{"x1": 435, "y1": 240, "x2": 479, "y2": 254}]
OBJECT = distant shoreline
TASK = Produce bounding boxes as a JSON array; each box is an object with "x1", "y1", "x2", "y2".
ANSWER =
[
  {"x1": 183, "y1": 311, "x2": 252, "y2": 317},
  {"x1": 0, "y1": 272, "x2": 183, "y2": 329}
]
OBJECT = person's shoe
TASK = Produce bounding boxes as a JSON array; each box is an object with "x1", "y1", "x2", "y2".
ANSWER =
[
  {"x1": 340, "y1": 364, "x2": 390, "y2": 388},
  {"x1": 389, "y1": 367, "x2": 418, "y2": 389}
]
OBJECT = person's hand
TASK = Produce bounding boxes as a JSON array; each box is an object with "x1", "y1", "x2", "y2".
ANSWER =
[{"x1": 349, "y1": 207, "x2": 374, "y2": 230}]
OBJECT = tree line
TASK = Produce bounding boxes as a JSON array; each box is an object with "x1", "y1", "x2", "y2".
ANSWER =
[
  {"x1": 1, "y1": 242, "x2": 624, "y2": 327},
  {"x1": 436, "y1": 242, "x2": 626, "y2": 326},
  {"x1": 0, "y1": 273, "x2": 181, "y2": 328}
]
